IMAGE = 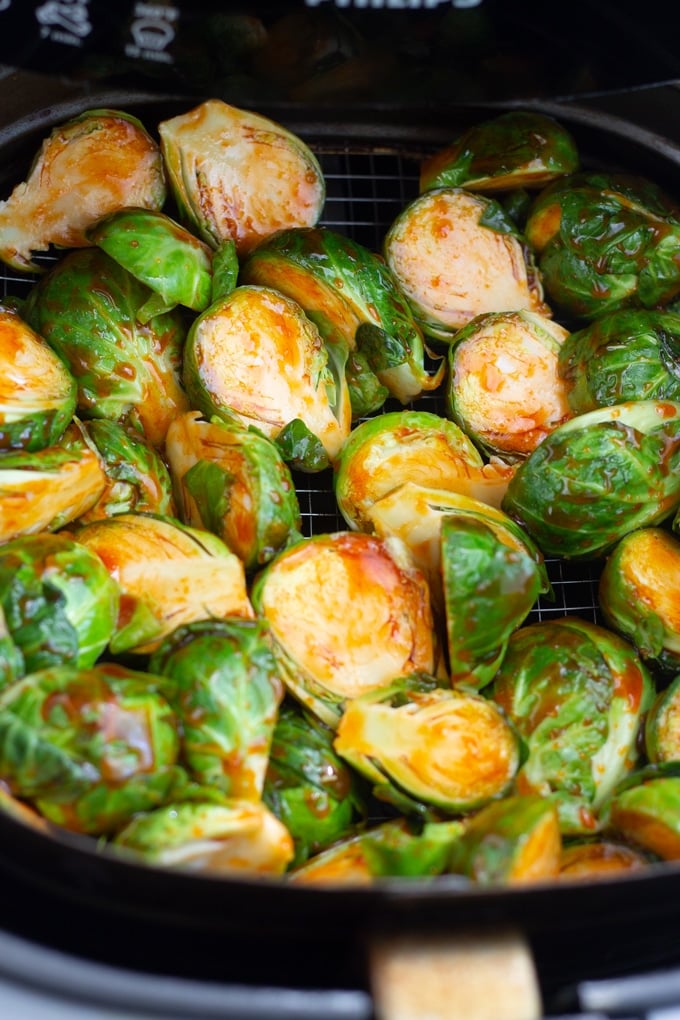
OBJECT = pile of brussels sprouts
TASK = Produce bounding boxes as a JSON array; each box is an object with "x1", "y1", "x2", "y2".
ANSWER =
[{"x1": 1, "y1": 99, "x2": 680, "y2": 886}]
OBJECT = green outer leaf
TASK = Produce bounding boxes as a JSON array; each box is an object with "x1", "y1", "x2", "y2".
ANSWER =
[
  {"x1": 559, "y1": 310, "x2": 680, "y2": 413},
  {"x1": 0, "y1": 533, "x2": 119, "y2": 672},
  {"x1": 441, "y1": 515, "x2": 544, "y2": 689},
  {"x1": 23, "y1": 248, "x2": 187, "y2": 446},
  {"x1": 491, "y1": 618, "x2": 654, "y2": 835},
  {"x1": 420, "y1": 111, "x2": 579, "y2": 193},
  {"x1": 86, "y1": 207, "x2": 213, "y2": 318},
  {"x1": 148, "y1": 617, "x2": 282, "y2": 800},
  {"x1": 274, "y1": 419, "x2": 330, "y2": 473},
  {"x1": 83, "y1": 418, "x2": 176, "y2": 519},
  {"x1": 0, "y1": 662, "x2": 183, "y2": 834},
  {"x1": 263, "y1": 700, "x2": 365, "y2": 867},
  {"x1": 501, "y1": 401, "x2": 680, "y2": 558}
]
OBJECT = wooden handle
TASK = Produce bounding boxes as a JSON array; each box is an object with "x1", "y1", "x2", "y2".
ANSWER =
[{"x1": 369, "y1": 927, "x2": 542, "y2": 1020}]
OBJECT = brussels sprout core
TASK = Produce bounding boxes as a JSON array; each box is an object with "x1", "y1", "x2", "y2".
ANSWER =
[
  {"x1": 384, "y1": 188, "x2": 550, "y2": 340},
  {"x1": 251, "y1": 532, "x2": 434, "y2": 728},
  {"x1": 0, "y1": 108, "x2": 166, "y2": 272},
  {"x1": 158, "y1": 99, "x2": 325, "y2": 256}
]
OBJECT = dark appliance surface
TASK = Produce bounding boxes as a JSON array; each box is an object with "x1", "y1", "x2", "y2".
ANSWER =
[{"x1": 1, "y1": 6, "x2": 680, "y2": 1018}]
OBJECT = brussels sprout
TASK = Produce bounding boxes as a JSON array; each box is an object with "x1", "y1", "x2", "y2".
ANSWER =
[
  {"x1": 644, "y1": 674, "x2": 680, "y2": 764},
  {"x1": 558, "y1": 309, "x2": 680, "y2": 414},
  {"x1": 148, "y1": 617, "x2": 283, "y2": 800},
  {"x1": 86, "y1": 207, "x2": 214, "y2": 321},
  {"x1": 291, "y1": 818, "x2": 465, "y2": 884},
  {"x1": 491, "y1": 618, "x2": 655, "y2": 835},
  {"x1": 599, "y1": 528, "x2": 680, "y2": 674},
  {"x1": 446, "y1": 310, "x2": 572, "y2": 460},
  {"x1": 525, "y1": 172, "x2": 680, "y2": 320},
  {"x1": 114, "y1": 796, "x2": 294, "y2": 875},
  {"x1": 164, "y1": 410, "x2": 301, "y2": 570},
  {"x1": 251, "y1": 532, "x2": 434, "y2": 728},
  {"x1": 0, "y1": 662, "x2": 184, "y2": 835},
  {"x1": 446, "y1": 794, "x2": 562, "y2": 885},
  {"x1": 262, "y1": 699, "x2": 367, "y2": 866},
  {"x1": 605, "y1": 770, "x2": 680, "y2": 860},
  {"x1": 75, "y1": 513, "x2": 253, "y2": 656},
  {"x1": 78, "y1": 419, "x2": 176, "y2": 523},
  {"x1": 335, "y1": 673, "x2": 520, "y2": 817},
  {"x1": 0, "y1": 532, "x2": 119, "y2": 675},
  {"x1": 558, "y1": 840, "x2": 650, "y2": 880},
  {"x1": 0, "y1": 421, "x2": 107, "y2": 543},
  {"x1": 383, "y1": 187, "x2": 550, "y2": 342},
  {"x1": 241, "y1": 226, "x2": 445, "y2": 407},
  {"x1": 501, "y1": 401, "x2": 680, "y2": 559},
  {"x1": 0, "y1": 108, "x2": 166, "y2": 272},
  {"x1": 420, "y1": 111, "x2": 579, "y2": 194},
  {"x1": 334, "y1": 409, "x2": 515, "y2": 533},
  {"x1": 158, "y1": 98, "x2": 325, "y2": 256},
  {"x1": 365, "y1": 482, "x2": 548, "y2": 621},
  {"x1": 23, "y1": 248, "x2": 189, "y2": 448},
  {"x1": 183, "y1": 285, "x2": 351, "y2": 466},
  {"x1": 0, "y1": 306, "x2": 76, "y2": 452},
  {"x1": 440, "y1": 515, "x2": 549, "y2": 690}
]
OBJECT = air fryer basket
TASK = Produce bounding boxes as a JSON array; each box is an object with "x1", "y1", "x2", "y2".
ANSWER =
[{"x1": 2, "y1": 93, "x2": 680, "y2": 1018}]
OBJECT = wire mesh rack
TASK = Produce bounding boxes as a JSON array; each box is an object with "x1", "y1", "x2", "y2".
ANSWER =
[{"x1": 0, "y1": 136, "x2": 604, "y2": 630}]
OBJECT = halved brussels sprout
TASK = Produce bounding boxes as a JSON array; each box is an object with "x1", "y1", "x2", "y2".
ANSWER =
[
  {"x1": 441, "y1": 515, "x2": 548, "y2": 690},
  {"x1": 113, "y1": 796, "x2": 294, "y2": 876},
  {"x1": 501, "y1": 400, "x2": 680, "y2": 559},
  {"x1": 0, "y1": 532, "x2": 119, "y2": 674},
  {"x1": 599, "y1": 528, "x2": 680, "y2": 674},
  {"x1": 158, "y1": 98, "x2": 325, "y2": 256},
  {"x1": 420, "y1": 111, "x2": 579, "y2": 194},
  {"x1": 0, "y1": 108, "x2": 166, "y2": 272},
  {"x1": 148, "y1": 617, "x2": 283, "y2": 800},
  {"x1": 335, "y1": 673, "x2": 520, "y2": 817},
  {"x1": 525, "y1": 172, "x2": 680, "y2": 320},
  {"x1": 251, "y1": 531, "x2": 434, "y2": 728},
  {"x1": 23, "y1": 248, "x2": 189, "y2": 448},
  {"x1": 558, "y1": 840, "x2": 649, "y2": 881},
  {"x1": 183, "y1": 285, "x2": 351, "y2": 466},
  {"x1": 241, "y1": 226, "x2": 445, "y2": 407},
  {"x1": 0, "y1": 662, "x2": 184, "y2": 835},
  {"x1": 334, "y1": 409, "x2": 515, "y2": 533},
  {"x1": 0, "y1": 306, "x2": 76, "y2": 452},
  {"x1": 446, "y1": 310, "x2": 572, "y2": 459},
  {"x1": 75, "y1": 513, "x2": 253, "y2": 656},
  {"x1": 605, "y1": 769, "x2": 680, "y2": 861},
  {"x1": 491, "y1": 618, "x2": 655, "y2": 835},
  {"x1": 290, "y1": 817, "x2": 464, "y2": 884},
  {"x1": 86, "y1": 207, "x2": 214, "y2": 321},
  {"x1": 558, "y1": 309, "x2": 680, "y2": 414},
  {"x1": 263, "y1": 699, "x2": 367, "y2": 867},
  {"x1": 446, "y1": 794, "x2": 562, "y2": 885},
  {"x1": 79, "y1": 418, "x2": 176, "y2": 523},
  {"x1": 383, "y1": 187, "x2": 550, "y2": 342},
  {"x1": 0, "y1": 420, "x2": 108, "y2": 543},
  {"x1": 365, "y1": 482, "x2": 548, "y2": 622},
  {"x1": 645, "y1": 674, "x2": 680, "y2": 763},
  {"x1": 165, "y1": 410, "x2": 301, "y2": 570}
]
